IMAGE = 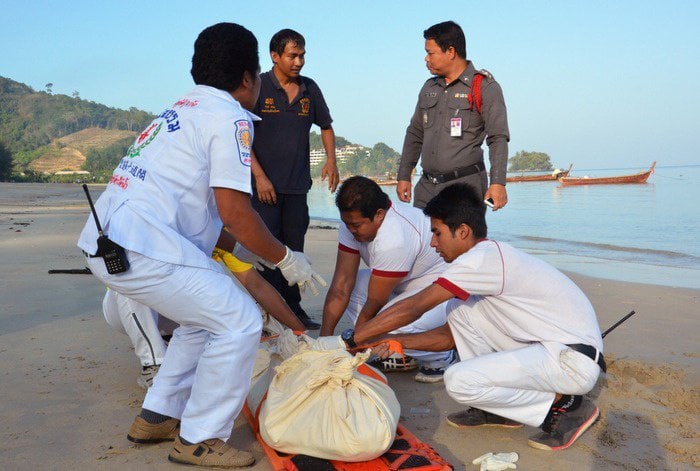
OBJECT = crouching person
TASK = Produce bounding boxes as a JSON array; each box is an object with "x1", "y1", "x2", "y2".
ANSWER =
[
  {"x1": 321, "y1": 176, "x2": 455, "y2": 382},
  {"x1": 78, "y1": 23, "x2": 323, "y2": 467},
  {"x1": 350, "y1": 183, "x2": 605, "y2": 450}
]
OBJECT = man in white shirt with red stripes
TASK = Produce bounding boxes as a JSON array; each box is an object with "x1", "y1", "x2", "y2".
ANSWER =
[
  {"x1": 320, "y1": 176, "x2": 454, "y2": 382},
  {"x1": 352, "y1": 183, "x2": 605, "y2": 451}
]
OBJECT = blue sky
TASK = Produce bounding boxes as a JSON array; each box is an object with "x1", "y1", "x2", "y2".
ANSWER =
[{"x1": 1, "y1": 0, "x2": 698, "y2": 168}]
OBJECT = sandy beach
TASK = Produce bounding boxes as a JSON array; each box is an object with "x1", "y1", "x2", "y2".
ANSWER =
[{"x1": 1, "y1": 183, "x2": 698, "y2": 470}]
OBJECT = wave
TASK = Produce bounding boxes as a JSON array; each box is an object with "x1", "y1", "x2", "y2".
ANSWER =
[{"x1": 502, "y1": 234, "x2": 700, "y2": 269}]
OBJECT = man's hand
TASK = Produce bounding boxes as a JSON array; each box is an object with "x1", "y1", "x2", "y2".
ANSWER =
[
  {"x1": 254, "y1": 173, "x2": 277, "y2": 205},
  {"x1": 232, "y1": 243, "x2": 275, "y2": 270},
  {"x1": 396, "y1": 180, "x2": 412, "y2": 203},
  {"x1": 276, "y1": 247, "x2": 327, "y2": 296},
  {"x1": 321, "y1": 160, "x2": 339, "y2": 193},
  {"x1": 484, "y1": 183, "x2": 508, "y2": 210}
]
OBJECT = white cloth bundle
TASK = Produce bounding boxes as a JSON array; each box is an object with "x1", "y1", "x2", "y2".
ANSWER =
[{"x1": 258, "y1": 348, "x2": 401, "y2": 461}]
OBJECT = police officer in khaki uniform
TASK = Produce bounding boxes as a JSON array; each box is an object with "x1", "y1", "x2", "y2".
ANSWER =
[{"x1": 397, "y1": 21, "x2": 510, "y2": 210}]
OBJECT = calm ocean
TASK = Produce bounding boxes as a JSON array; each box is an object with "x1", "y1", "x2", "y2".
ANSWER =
[{"x1": 308, "y1": 164, "x2": 700, "y2": 289}]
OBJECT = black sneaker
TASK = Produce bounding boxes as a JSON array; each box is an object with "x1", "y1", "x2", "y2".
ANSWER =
[
  {"x1": 296, "y1": 311, "x2": 321, "y2": 330},
  {"x1": 446, "y1": 408, "x2": 523, "y2": 428},
  {"x1": 528, "y1": 396, "x2": 600, "y2": 451}
]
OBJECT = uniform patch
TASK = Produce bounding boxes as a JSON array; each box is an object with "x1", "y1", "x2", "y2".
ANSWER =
[
  {"x1": 262, "y1": 97, "x2": 278, "y2": 113},
  {"x1": 127, "y1": 122, "x2": 163, "y2": 158},
  {"x1": 299, "y1": 97, "x2": 310, "y2": 116},
  {"x1": 235, "y1": 119, "x2": 252, "y2": 166}
]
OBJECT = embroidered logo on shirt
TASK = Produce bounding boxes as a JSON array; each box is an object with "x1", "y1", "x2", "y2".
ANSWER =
[
  {"x1": 235, "y1": 120, "x2": 252, "y2": 166},
  {"x1": 262, "y1": 97, "x2": 279, "y2": 113},
  {"x1": 299, "y1": 97, "x2": 310, "y2": 116},
  {"x1": 127, "y1": 122, "x2": 163, "y2": 158},
  {"x1": 173, "y1": 98, "x2": 199, "y2": 108}
]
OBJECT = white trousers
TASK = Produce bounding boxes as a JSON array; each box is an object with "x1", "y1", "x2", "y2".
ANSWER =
[
  {"x1": 102, "y1": 289, "x2": 166, "y2": 367},
  {"x1": 345, "y1": 269, "x2": 451, "y2": 364},
  {"x1": 87, "y1": 250, "x2": 262, "y2": 443},
  {"x1": 444, "y1": 298, "x2": 601, "y2": 427}
]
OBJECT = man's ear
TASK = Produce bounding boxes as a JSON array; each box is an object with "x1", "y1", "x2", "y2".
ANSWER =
[
  {"x1": 373, "y1": 208, "x2": 386, "y2": 224},
  {"x1": 457, "y1": 223, "x2": 471, "y2": 240},
  {"x1": 447, "y1": 46, "x2": 457, "y2": 60},
  {"x1": 270, "y1": 52, "x2": 280, "y2": 65}
]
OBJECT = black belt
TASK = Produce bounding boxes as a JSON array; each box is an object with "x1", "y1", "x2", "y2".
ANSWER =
[
  {"x1": 567, "y1": 343, "x2": 606, "y2": 372},
  {"x1": 423, "y1": 162, "x2": 485, "y2": 184},
  {"x1": 82, "y1": 250, "x2": 100, "y2": 258}
]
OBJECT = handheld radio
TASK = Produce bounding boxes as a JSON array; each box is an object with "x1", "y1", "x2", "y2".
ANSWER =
[{"x1": 82, "y1": 184, "x2": 130, "y2": 274}]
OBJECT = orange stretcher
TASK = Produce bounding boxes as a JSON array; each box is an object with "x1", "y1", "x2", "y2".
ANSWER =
[{"x1": 243, "y1": 362, "x2": 452, "y2": 471}]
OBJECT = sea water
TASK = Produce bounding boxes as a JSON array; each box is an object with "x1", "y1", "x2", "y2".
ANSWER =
[{"x1": 308, "y1": 164, "x2": 700, "y2": 289}]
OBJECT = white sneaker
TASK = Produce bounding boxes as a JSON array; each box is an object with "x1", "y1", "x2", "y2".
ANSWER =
[
  {"x1": 414, "y1": 350, "x2": 458, "y2": 383},
  {"x1": 137, "y1": 364, "x2": 160, "y2": 389}
]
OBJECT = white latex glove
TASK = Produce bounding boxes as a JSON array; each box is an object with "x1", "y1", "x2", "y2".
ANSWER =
[
  {"x1": 472, "y1": 452, "x2": 518, "y2": 471},
  {"x1": 232, "y1": 243, "x2": 275, "y2": 271},
  {"x1": 276, "y1": 246, "x2": 327, "y2": 296}
]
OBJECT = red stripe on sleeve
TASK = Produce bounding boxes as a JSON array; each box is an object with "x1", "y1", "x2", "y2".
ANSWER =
[
  {"x1": 371, "y1": 269, "x2": 409, "y2": 278},
  {"x1": 338, "y1": 243, "x2": 359, "y2": 254},
  {"x1": 435, "y1": 277, "x2": 470, "y2": 301}
]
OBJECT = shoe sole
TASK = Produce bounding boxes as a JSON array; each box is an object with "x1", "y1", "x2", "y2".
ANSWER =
[
  {"x1": 168, "y1": 454, "x2": 255, "y2": 468},
  {"x1": 127, "y1": 434, "x2": 176, "y2": 444},
  {"x1": 446, "y1": 417, "x2": 523, "y2": 429},
  {"x1": 414, "y1": 374, "x2": 444, "y2": 383},
  {"x1": 527, "y1": 406, "x2": 600, "y2": 451}
]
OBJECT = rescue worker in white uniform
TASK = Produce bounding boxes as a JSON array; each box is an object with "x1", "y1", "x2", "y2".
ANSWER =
[
  {"x1": 102, "y1": 248, "x2": 306, "y2": 389},
  {"x1": 77, "y1": 23, "x2": 324, "y2": 468},
  {"x1": 320, "y1": 176, "x2": 454, "y2": 383},
  {"x1": 349, "y1": 183, "x2": 605, "y2": 451}
]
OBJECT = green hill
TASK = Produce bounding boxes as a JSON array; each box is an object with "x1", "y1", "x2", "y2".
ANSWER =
[
  {"x1": 0, "y1": 76, "x2": 153, "y2": 173},
  {"x1": 0, "y1": 75, "x2": 401, "y2": 182}
]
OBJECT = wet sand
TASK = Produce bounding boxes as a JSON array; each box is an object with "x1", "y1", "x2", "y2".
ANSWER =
[{"x1": 1, "y1": 183, "x2": 698, "y2": 469}]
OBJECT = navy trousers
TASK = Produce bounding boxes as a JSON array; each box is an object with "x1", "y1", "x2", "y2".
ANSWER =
[{"x1": 251, "y1": 192, "x2": 309, "y2": 317}]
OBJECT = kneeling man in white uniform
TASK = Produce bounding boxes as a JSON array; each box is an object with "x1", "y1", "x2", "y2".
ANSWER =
[
  {"x1": 350, "y1": 183, "x2": 605, "y2": 451},
  {"x1": 77, "y1": 23, "x2": 323, "y2": 468},
  {"x1": 320, "y1": 176, "x2": 454, "y2": 383}
]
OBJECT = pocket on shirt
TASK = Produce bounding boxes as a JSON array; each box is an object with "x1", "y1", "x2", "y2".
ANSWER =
[
  {"x1": 445, "y1": 95, "x2": 472, "y2": 134},
  {"x1": 419, "y1": 95, "x2": 439, "y2": 129}
]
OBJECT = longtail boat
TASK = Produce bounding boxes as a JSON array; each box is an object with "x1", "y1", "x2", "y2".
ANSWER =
[
  {"x1": 506, "y1": 164, "x2": 573, "y2": 183},
  {"x1": 560, "y1": 162, "x2": 655, "y2": 186}
]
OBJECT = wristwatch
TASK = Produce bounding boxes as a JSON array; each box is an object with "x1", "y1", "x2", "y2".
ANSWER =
[{"x1": 341, "y1": 328, "x2": 357, "y2": 348}]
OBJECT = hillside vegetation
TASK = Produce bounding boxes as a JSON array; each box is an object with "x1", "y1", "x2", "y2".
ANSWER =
[
  {"x1": 0, "y1": 76, "x2": 152, "y2": 179},
  {"x1": 0, "y1": 75, "x2": 401, "y2": 182}
]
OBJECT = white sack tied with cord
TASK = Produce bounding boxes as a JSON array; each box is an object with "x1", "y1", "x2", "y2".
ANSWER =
[{"x1": 258, "y1": 348, "x2": 401, "y2": 461}]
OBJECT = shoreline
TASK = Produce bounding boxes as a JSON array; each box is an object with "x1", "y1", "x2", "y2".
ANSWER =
[{"x1": 1, "y1": 183, "x2": 699, "y2": 469}]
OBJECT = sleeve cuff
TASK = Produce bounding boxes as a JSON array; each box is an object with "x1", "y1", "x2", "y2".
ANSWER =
[
  {"x1": 371, "y1": 269, "x2": 409, "y2": 278},
  {"x1": 338, "y1": 243, "x2": 359, "y2": 254},
  {"x1": 435, "y1": 277, "x2": 470, "y2": 300}
]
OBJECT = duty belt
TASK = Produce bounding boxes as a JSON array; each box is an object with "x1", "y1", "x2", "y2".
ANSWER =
[
  {"x1": 566, "y1": 343, "x2": 607, "y2": 372},
  {"x1": 423, "y1": 162, "x2": 485, "y2": 185}
]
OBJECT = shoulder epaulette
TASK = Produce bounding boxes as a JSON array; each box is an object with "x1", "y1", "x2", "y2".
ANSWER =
[{"x1": 476, "y1": 69, "x2": 495, "y2": 82}]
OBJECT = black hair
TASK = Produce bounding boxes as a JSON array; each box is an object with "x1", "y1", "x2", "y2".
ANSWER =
[
  {"x1": 335, "y1": 176, "x2": 391, "y2": 220},
  {"x1": 423, "y1": 21, "x2": 466, "y2": 59},
  {"x1": 423, "y1": 183, "x2": 487, "y2": 237},
  {"x1": 191, "y1": 23, "x2": 259, "y2": 91},
  {"x1": 270, "y1": 29, "x2": 305, "y2": 56}
]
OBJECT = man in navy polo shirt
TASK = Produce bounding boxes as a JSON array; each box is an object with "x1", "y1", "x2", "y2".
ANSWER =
[{"x1": 250, "y1": 29, "x2": 338, "y2": 329}]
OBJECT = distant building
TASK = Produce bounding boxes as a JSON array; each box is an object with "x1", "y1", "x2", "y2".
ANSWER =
[{"x1": 310, "y1": 145, "x2": 370, "y2": 166}]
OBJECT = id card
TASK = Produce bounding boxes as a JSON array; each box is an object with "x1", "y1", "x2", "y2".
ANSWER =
[{"x1": 450, "y1": 117, "x2": 462, "y2": 136}]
